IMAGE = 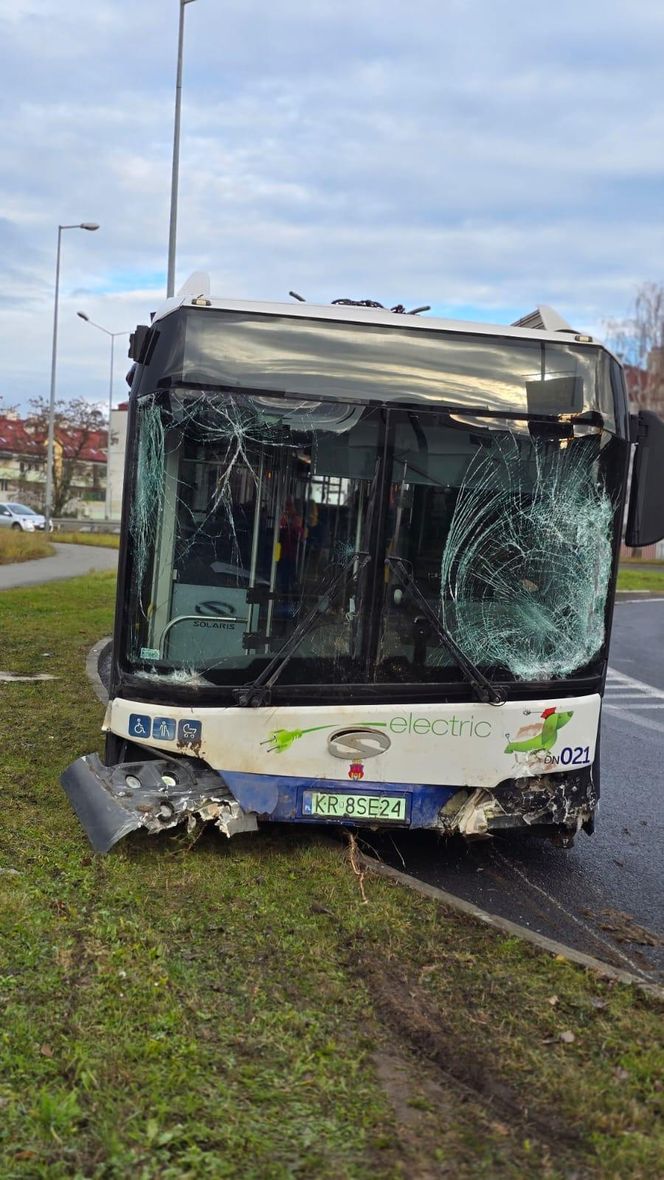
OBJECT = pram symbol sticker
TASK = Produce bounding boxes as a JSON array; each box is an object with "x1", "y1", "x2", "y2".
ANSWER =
[{"x1": 178, "y1": 719, "x2": 202, "y2": 746}]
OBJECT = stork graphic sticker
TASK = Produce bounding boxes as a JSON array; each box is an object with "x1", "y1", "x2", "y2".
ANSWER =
[{"x1": 504, "y1": 706, "x2": 573, "y2": 754}]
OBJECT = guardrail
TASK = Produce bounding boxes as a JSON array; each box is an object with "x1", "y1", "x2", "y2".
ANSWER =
[{"x1": 51, "y1": 519, "x2": 122, "y2": 534}]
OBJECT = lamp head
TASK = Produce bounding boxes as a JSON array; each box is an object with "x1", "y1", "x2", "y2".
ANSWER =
[
  {"x1": 80, "y1": 223, "x2": 99, "y2": 231},
  {"x1": 77, "y1": 311, "x2": 90, "y2": 322}
]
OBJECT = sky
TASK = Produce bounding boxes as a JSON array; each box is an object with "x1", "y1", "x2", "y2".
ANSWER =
[{"x1": 0, "y1": 0, "x2": 663, "y2": 414}]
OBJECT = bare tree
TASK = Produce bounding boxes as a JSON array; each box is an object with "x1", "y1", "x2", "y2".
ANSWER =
[
  {"x1": 28, "y1": 397, "x2": 107, "y2": 516},
  {"x1": 604, "y1": 282, "x2": 664, "y2": 410}
]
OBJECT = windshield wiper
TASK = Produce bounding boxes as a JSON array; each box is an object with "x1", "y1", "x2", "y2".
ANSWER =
[
  {"x1": 234, "y1": 553, "x2": 370, "y2": 707},
  {"x1": 385, "y1": 556, "x2": 505, "y2": 705}
]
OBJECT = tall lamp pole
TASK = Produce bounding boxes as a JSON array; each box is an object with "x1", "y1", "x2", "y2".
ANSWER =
[
  {"x1": 77, "y1": 313, "x2": 130, "y2": 520},
  {"x1": 167, "y1": 0, "x2": 198, "y2": 298},
  {"x1": 45, "y1": 222, "x2": 99, "y2": 527}
]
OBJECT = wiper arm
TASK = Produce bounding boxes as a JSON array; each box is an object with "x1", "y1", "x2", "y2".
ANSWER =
[
  {"x1": 386, "y1": 556, "x2": 505, "y2": 706},
  {"x1": 234, "y1": 553, "x2": 370, "y2": 707}
]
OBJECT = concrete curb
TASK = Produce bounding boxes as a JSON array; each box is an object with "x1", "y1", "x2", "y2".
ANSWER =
[
  {"x1": 615, "y1": 590, "x2": 664, "y2": 600},
  {"x1": 359, "y1": 854, "x2": 664, "y2": 1000},
  {"x1": 86, "y1": 636, "x2": 112, "y2": 705}
]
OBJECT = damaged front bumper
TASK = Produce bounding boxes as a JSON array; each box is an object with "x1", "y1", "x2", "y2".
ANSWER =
[
  {"x1": 61, "y1": 754, "x2": 258, "y2": 853},
  {"x1": 440, "y1": 770, "x2": 598, "y2": 841},
  {"x1": 61, "y1": 753, "x2": 597, "y2": 853}
]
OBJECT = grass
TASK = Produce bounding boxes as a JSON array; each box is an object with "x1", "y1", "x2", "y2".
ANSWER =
[
  {"x1": 617, "y1": 563, "x2": 664, "y2": 592},
  {"x1": 55, "y1": 532, "x2": 120, "y2": 549},
  {"x1": 0, "y1": 530, "x2": 54, "y2": 564},
  {"x1": 0, "y1": 573, "x2": 662, "y2": 1179}
]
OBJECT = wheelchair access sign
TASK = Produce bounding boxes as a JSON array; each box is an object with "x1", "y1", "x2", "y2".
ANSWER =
[{"x1": 128, "y1": 713, "x2": 151, "y2": 739}]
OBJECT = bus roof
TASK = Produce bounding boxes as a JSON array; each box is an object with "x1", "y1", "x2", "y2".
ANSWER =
[{"x1": 151, "y1": 272, "x2": 603, "y2": 353}]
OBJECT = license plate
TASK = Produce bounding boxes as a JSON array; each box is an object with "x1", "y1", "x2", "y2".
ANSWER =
[{"x1": 302, "y1": 791, "x2": 407, "y2": 822}]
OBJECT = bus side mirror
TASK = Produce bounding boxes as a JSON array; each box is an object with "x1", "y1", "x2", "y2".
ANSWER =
[
  {"x1": 129, "y1": 325, "x2": 159, "y2": 363},
  {"x1": 625, "y1": 411, "x2": 664, "y2": 546}
]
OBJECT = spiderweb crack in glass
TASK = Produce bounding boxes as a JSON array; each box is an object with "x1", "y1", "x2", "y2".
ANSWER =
[
  {"x1": 136, "y1": 667, "x2": 210, "y2": 687},
  {"x1": 132, "y1": 390, "x2": 315, "y2": 617},
  {"x1": 127, "y1": 386, "x2": 618, "y2": 688},
  {"x1": 439, "y1": 434, "x2": 614, "y2": 680},
  {"x1": 131, "y1": 395, "x2": 166, "y2": 591},
  {"x1": 129, "y1": 389, "x2": 368, "y2": 682}
]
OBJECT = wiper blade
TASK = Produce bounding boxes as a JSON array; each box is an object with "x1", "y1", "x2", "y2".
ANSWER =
[
  {"x1": 386, "y1": 556, "x2": 505, "y2": 706},
  {"x1": 234, "y1": 553, "x2": 370, "y2": 707}
]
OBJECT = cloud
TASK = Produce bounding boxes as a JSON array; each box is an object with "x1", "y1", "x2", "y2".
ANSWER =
[{"x1": 0, "y1": 0, "x2": 662, "y2": 409}]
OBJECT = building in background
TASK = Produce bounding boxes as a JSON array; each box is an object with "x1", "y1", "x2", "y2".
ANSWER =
[
  {"x1": 0, "y1": 414, "x2": 45, "y2": 502},
  {"x1": 108, "y1": 402, "x2": 128, "y2": 521},
  {"x1": 0, "y1": 410, "x2": 108, "y2": 520}
]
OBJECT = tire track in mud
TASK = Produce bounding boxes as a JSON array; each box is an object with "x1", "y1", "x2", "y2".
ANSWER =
[{"x1": 345, "y1": 942, "x2": 587, "y2": 1162}]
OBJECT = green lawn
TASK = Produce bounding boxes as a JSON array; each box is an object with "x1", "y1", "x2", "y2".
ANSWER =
[
  {"x1": 55, "y1": 531, "x2": 120, "y2": 549},
  {"x1": 617, "y1": 563, "x2": 664, "y2": 592},
  {"x1": 0, "y1": 530, "x2": 54, "y2": 564},
  {"x1": 0, "y1": 573, "x2": 662, "y2": 1179}
]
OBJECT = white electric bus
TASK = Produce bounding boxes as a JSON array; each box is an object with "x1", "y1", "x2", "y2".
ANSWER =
[{"x1": 63, "y1": 276, "x2": 664, "y2": 851}]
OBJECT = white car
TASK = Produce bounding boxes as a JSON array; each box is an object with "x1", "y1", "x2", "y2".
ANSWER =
[{"x1": 0, "y1": 502, "x2": 48, "y2": 531}]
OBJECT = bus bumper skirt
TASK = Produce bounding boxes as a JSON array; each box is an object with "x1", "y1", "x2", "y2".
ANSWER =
[{"x1": 62, "y1": 753, "x2": 597, "y2": 852}]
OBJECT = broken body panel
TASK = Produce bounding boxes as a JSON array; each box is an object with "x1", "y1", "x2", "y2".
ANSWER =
[{"x1": 63, "y1": 282, "x2": 654, "y2": 850}]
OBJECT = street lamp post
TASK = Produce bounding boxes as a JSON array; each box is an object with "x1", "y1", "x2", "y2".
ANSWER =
[
  {"x1": 77, "y1": 313, "x2": 130, "y2": 520},
  {"x1": 167, "y1": 0, "x2": 198, "y2": 298},
  {"x1": 45, "y1": 222, "x2": 99, "y2": 527}
]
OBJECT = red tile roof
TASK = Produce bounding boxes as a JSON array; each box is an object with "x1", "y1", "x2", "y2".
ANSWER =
[
  {"x1": 0, "y1": 416, "x2": 108, "y2": 463},
  {"x1": 0, "y1": 417, "x2": 42, "y2": 455}
]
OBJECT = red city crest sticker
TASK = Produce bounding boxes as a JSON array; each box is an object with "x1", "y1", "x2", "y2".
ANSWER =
[{"x1": 348, "y1": 761, "x2": 364, "y2": 780}]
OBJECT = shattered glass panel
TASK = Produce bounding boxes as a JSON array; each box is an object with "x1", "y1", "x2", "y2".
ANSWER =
[
  {"x1": 438, "y1": 434, "x2": 614, "y2": 680},
  {"x1": 376, "y1": 425, "x2": 617, "y2": 683},
  {"x1": 127, "y1": 390, "x2": 381, "y2": 687},
  {"x1": 131, "y1": 394, "x2": 166, "y2": 590},
  {"x1": 126, "y1": 342, "x2": 622, "y2": 693},
  {"x1": 124, "y1": 389, "x2": 620, "y2": 694}
]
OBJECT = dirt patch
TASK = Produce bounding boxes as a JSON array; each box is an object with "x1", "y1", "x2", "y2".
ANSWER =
[
  {"x1": 371, "y1": 1049, "x2": 454, "y2": 1179},
  {"x1": 349, "y1": 943, "x2": 586, "y2": 1160},
  {"x1": 373, "y1": 1048, "x2": 452, "y2": 1129},
  {"x1": 371, "y1": 1040, "x2": 532, "y2": 1179}
]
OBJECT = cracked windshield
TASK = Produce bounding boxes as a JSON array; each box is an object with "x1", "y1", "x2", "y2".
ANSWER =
[{"x1": 125, "y1": 376, "x2": 620, "y2": 692}]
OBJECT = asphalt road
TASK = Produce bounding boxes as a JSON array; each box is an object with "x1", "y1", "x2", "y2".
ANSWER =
[
  {"x1": 370, "y1": 596, "x2": 664, "y2": 984},
  {"x1": 0, "y1": 542, "x2": 118, "y2": 589}
]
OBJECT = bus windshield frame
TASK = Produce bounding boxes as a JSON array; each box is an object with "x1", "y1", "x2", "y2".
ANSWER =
[{"x1": 116, "y1": 311, "x2": 629, "y2": 706}]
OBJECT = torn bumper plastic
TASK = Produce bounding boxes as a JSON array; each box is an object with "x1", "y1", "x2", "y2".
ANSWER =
[
  {"x1": 439, "y1": 769, "x2": 597, "y2": 840},
  {"x1": 61, "y1": 754, "x2": 258, "y2": 853},
  {"x1": 62, "y1": 753, "x2": 596, "y2": 852}
]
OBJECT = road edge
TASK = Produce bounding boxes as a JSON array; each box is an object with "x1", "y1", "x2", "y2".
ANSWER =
[
  {"x1": 86, "y1": 636, "x2": 112, "y2": 705},
  {"x1": 615, "y1": 590, "x2": 664, "y2": 600},
  {"x1": 360, "y1": 853, "x2": 664, "y2": 1000}
]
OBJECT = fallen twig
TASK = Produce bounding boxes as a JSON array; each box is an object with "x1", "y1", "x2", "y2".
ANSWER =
[{"x1": 345, "y1": 830, "x2": 369, "y2": 905}]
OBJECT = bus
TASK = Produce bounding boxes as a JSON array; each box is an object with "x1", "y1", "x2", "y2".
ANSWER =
[{"x1": 62, "y1": 275, "x2": 664, "y2": 851}]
